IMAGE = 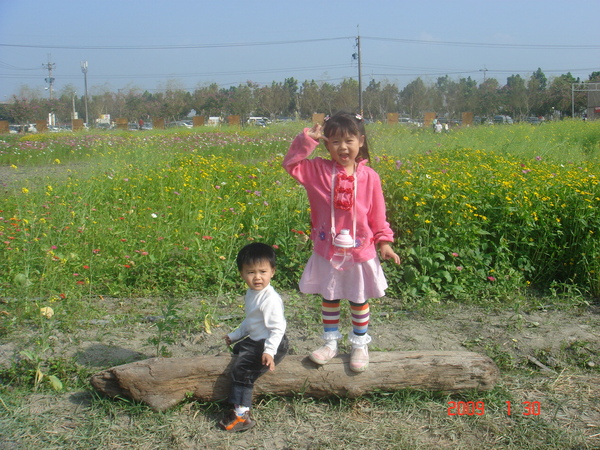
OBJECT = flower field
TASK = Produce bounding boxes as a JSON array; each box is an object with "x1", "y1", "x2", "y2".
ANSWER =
[{"x1": 1, "y1": 121, "x2": 599, "y2": 308}]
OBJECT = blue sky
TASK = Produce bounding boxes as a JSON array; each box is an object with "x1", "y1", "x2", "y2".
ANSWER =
[{"x1": 1, "y1": 0, "x2": 599, "y2": 100}]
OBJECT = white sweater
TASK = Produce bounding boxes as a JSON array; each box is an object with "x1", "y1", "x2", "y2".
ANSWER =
[{"x1": 227, "y1": 284, "x2": 286, "y2": 357}]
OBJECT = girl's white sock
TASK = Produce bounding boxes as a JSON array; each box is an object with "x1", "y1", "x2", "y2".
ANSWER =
[
  {"x1": 325, "y1": 339, "x2": 338, "y2": 351},
  {"x1": 234, "y1": 405, "x2": 250, "y2": 416}
]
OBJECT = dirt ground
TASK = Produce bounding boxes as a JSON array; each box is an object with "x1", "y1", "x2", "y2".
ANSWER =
[{"x1": 1, "y1": 294, "x2": 599, "y2": 448}]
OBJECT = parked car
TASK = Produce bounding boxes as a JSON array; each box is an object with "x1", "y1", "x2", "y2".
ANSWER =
[
  {"x1": 247, "y1": 117, "x2": 271, "y2": 127},
  {"x1": 525, "y1": 117, "x2": 543, "y2": 125},
  {"x1": 167, "y1": 120, "x2": 193, "y2": 129},
  {"x1": 493, "y1": 115, "x2": 513, "y2": 124}
]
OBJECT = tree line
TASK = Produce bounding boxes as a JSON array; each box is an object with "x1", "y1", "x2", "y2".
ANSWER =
[{"x1": 2, "y1": 68, "x2": 599, "y2": 126}]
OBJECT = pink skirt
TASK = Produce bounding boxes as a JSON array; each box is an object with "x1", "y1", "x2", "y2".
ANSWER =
[{"x1": 299, "y1": 252, "x2": 388, "y2": 303}]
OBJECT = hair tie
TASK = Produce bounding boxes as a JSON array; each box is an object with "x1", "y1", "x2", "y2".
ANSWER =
[
  {"x1": 355, "y1": 114, "x2": 363, "y2": 121},
  {"x1": 324, "y1": 115, "x2": 330, "y2": 122}
]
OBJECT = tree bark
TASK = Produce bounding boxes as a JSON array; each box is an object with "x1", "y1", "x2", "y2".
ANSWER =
[{"x1": 90, "y1": 351, "x2": 499, "y2": 412}]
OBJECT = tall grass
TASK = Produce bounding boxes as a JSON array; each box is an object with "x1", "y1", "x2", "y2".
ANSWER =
[{"x1": 1, "y1": 121, "x2": 598, "y2": 309}]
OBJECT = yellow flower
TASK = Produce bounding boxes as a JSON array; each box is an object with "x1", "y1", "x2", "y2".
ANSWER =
[
  {"x1": 21, "y1": 187, "x2": 29, "y2": 194},
  {"x1": 40, "y1": 307, "x2": 54, "y2": 318}
]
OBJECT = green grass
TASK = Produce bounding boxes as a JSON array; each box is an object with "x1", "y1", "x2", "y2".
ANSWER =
[{"x1": 1, "y1": 121, "x2": 599, "y2": 311}]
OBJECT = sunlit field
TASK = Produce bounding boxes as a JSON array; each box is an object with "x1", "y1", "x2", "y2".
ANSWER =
[{"x1": 1, "y1": 120, "x2": 599, "y2": 308}]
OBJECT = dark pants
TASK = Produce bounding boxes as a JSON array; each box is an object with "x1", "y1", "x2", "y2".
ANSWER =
[{"x1": 229, "y1": 335, "x2": 289, "y2": 407}]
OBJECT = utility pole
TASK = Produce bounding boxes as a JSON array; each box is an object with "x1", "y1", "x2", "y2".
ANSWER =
[
  {"x1": 81, "y1": 61, "x2": 89, "y2": 126},
  {"x1": 42, "y1": 55, "x2": 55, "y2": 99},
  {"x1": 353, "y1": 28, "x2": 363, "y2": 116},
  {"x1": 480, "y1": 66, "x2": 488, "y2": 82}
]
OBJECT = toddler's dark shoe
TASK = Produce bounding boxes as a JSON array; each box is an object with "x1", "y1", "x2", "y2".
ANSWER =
[{"x1": 218, "y1": 410, "x2": 256, "y2": 432}]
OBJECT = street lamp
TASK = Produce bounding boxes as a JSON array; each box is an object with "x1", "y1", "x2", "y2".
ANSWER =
[{"x1": 81, "y1": 61, "x2": 89, "y2": 126}]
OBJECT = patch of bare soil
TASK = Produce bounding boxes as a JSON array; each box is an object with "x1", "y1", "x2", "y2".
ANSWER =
[{"x1": 1, "y1": 294, "x2": 599, "y2": 448}]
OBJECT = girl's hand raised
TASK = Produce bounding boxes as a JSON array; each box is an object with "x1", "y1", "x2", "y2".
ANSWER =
[{"x1": 307, "y1": 123, "x2": 328, "y2": 142}]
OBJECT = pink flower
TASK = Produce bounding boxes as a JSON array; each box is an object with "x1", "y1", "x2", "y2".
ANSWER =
[
  {"x1": 452, "y1": 252, "x2": 459, "y2": 257},
  {"x1": 487, "y1": 276, "x2": 496, "y2": 281},
  {"x1": 456, "y1": 266, "x2": 463, "y2": 271}
]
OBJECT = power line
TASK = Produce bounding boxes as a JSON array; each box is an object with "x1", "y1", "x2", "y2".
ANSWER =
[
  {"x1": 363, "y1": 36, "x2": 600, "y2": 50},
  {"x1": 0, "y1": 37, "x2": 353, "y2": 50},
  {"x1": 2, "y1": 34, "x2": 598, "y2": 51},
  {"x1": 0, "y1": 59, "x2": 43, "y2": 71}
]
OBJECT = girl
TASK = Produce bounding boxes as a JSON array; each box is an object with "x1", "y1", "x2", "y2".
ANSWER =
[{"x1": 282, "y1": 111, "x2": 400, "y2": 372}]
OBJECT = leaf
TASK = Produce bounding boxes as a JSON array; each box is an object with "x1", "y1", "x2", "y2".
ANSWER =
[
  {"x1": 20, "y1": 350, "x2": 35, "y2": 361},
  {"x1": 13, "y1": 273, "x2": 32, "y2": 287},
  {"x1": 204, "y1": 314, "x2": 212, "y2": 334},
  {"x1": 47, "y1": 375, "x2": 63, "y2": 391},
  {"x1": 35, "y1": 368, "x2": 44, "y2": 386}
]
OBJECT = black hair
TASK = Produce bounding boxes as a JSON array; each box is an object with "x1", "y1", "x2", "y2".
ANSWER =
[
  {"x1": 323, "y1": 111, "x2": 370, "y2": 162},
  {"x1": 236, "y1": 242, "x2": 276, "y2": 271}
]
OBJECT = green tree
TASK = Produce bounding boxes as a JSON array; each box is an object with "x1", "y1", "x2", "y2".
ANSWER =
[
  {"x1": 298, "y1": 80, "x2": 321, "y2": 118},
  {"x1": 532, "y1": 68, "x2": 547, "y2": 90},
  {"x1": 503, "y1": 74, "x2": 527, "y2": 119},
  {"x1": 6, "y1": 96, "x2": 37, "y2": 125},
  {"x1": 256, "y1": 82, "x2": 285, "y2": 118},
  {"x1": 319, "y1": 82, "x2": 337, "y2": 116},
  {"x1": 192, "y1": 83, "x2": 227, "y2": 117},
  {"x1": 547, "y1": 73, "x2": 582, "y2": 117},
  {"x1": 282, "y1": 77, "x2": 298, "y2": 116},
  {"x1": 380, "y1": 82, "x2": 400, "y2": 117},
  {"x1": 364, "y1": 80, "x2": 400, "y2": 121},
  {"x1": 334, "y1": 78, "x2": 359, "y2": 113},
  {"x1": 228, "y1": 81, "x2": 258, "y2": 122},
  {"x1": 475, "y1": 77, "x2": 500, "y2": 119},
  {"x1": 588, "y1": 71, "x2": 600, "y2": 82},
  {"x1": 399, "y1": 77, "x2": 428, "y2": 119},
  {"x1": 363, "y1": 79, "x2": 382, "y2": 120}
]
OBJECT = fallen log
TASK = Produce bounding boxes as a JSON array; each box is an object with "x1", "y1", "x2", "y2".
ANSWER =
[{"x1": 90, "y1": 351, "x2": 499, "y2": 412}]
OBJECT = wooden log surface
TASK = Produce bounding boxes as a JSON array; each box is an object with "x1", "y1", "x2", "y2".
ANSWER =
[{"x1": 90, "y1": 351, "x2": 499, "y2": 412}]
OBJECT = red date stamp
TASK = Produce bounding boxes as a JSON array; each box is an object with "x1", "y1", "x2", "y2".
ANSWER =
[{"x1": 447, "y1": 401, "x2": 541, "y2": 416}]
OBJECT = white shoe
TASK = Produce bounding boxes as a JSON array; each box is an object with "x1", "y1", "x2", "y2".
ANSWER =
[
  {"x1": 309, "y1": 345, "x2": 338, "y2": 365},
  {"x1": 350, "y1": 346, "x2": 369, "y2": 372}
]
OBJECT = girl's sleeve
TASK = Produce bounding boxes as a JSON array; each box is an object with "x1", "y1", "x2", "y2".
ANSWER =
[
  {"x1": 369, "y1": 172, "x2": 395, "y2": 244},
  {"x1": 282, "y1": 128, "x2": 319, "y2": 184}
]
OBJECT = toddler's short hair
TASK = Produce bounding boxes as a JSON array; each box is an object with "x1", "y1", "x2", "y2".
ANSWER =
[{"x1": 236, "y1": 242, "x2": 276, "y2": 271}]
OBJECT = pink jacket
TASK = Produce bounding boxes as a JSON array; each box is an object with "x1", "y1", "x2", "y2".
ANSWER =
[{"x1": 282, "y1": 129, "x2": 394, "y2": 263}]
